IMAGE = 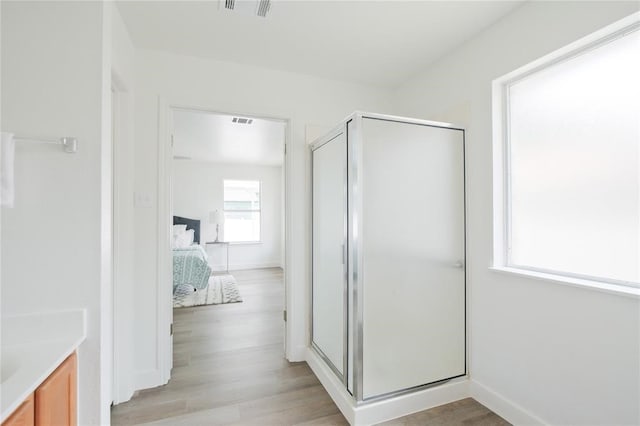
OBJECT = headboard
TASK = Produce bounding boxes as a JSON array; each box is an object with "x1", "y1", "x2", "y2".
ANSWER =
[{"x1": 173, "y1": 216, "x2": 201, "y2": 244}]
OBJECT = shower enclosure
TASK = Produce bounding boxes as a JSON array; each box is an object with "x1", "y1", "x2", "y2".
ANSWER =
[{"x1": 311, "y1": 112, "x2": 466, "y2": 403}]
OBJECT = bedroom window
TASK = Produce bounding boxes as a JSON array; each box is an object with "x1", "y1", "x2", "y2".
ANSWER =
[
  {"x1": 492, "y1": 18, "x2": 639, "y2": 290},
  {"x1": 223, "y1": 180, "x2": 261, "y2": 243}
]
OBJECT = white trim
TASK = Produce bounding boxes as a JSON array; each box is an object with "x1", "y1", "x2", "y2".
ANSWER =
[
  {"x1": 111, "y1": 74, "x2": 137, "y2": 405},
  {"x1": 492, "y1": 12, "x2": 640, "y2": 291},
  {"x1": 289, "y1": 344, "x2": 308, "y2": 363},
  {"x1": 209, "y1": 262, "x2": 282, "y2": 271},
  {"x1": 495, "y1": 13, "x2": 640, "y2": 86},
  {"x1": 282, "y1": 112, "x2": 297, "y2": 361},
  {"x1": 306, "y1": 348, "x2": 470, "y2": 426},
  {"x1": 305, "y1": 362, "x2": 547, "y2": 425},
  {"x1": 133, "y1": 369, "x2": 163, "y2": 392},
  {"x1": 306, "y1": 348, "x2": 356, "y2": 424},
  {"x1": 355, "y1": 379, "x2": 469, "y2": 426},
  {"x1": 491, "y1": 77, "x2": 507, "y2": 269},
  {"x1": 100, "y1": 6, "x2": 113, "y2": 422},
  {"x1": 157, "y1": 97, "x2": 173, "y2": 386},
  {"x1": 111, "y1": 84, "x2": 119, "y2": 406},
  {"x1": 490, "y1": 266, "x2": 640, "y2": 298},
  {"x1": 285, "y1": 136, "x2": 295, "y2": 357},
  {"x1": 469, "y1": 380, "x2": 547, "y2": 426}
]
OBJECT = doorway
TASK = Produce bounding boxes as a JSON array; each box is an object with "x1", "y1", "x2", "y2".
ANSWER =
[{"x1": 164, "y1": 107, "x2": 289, "y2": 380}]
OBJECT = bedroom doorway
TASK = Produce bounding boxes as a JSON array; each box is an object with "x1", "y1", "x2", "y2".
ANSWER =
[{"x1": 166, "y1": 107, "x2": 289, "y2": 382}]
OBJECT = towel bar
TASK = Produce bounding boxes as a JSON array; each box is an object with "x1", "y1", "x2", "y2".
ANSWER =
[{"x1": 13, "y1": 135, "x2": 78, "y2": 153}]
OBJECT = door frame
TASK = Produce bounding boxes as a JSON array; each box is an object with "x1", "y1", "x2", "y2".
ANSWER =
[
  {"x1": 157, "y1": 99, "x2": 293, "y2": 383},
  {"x1": 111, "y1": 73, "x2": 135, "y2": 404}
]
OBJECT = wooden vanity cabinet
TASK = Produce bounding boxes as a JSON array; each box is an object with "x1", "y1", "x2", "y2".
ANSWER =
[
  {"x1": 35, "y1": 352, "x2": 77, "y2": 426},
  {"x1": 2, "y1": 353, "x2": 77, "y2": 426},
  {"x1": 2, "y1": 395, "x2": 34, "y2": 426}
]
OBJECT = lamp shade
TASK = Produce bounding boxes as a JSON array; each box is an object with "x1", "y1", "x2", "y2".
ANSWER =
[{"x1": 209, "y1": 210, "x2": 224, "y2": 224}]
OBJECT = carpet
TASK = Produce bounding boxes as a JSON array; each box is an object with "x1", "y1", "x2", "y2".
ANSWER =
[{"x1": 173, "y1": 274, "x2": 242, "y2": 308}]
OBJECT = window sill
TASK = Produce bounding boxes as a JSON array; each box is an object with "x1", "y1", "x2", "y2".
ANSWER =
[
  {"x1": 229, "y1": 241, "x2": 263, "y2": 246},
  {"x1": 489, "y1": 266, "x2": 640, "y2": 298}
]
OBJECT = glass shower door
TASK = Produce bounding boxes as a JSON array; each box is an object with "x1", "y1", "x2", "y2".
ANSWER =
[
  {"x1": 312, "y1": 130, "x2": 348, "y2": 379},
  {"x1": 359, "y1": 118, "x2": 466, "y2": 399}
]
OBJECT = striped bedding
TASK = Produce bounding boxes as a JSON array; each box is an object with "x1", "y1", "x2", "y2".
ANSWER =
[{"x1": 172, "y1": 245, "x2": 211, "y2": 291}]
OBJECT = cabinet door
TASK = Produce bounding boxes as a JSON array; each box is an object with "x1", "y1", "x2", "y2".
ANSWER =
[
  {"x1": 35, "y1": 353, "x2": 77, "y2": 426},
  {"x1": 2, "y1": 394, "x2": 34, "y2": 426},
  {"x1": 360, "y1": 118, "x2": 466, "y2": 399},
  {"x1": 312, "y1": 130, "x2": 348, "y2": 378}
]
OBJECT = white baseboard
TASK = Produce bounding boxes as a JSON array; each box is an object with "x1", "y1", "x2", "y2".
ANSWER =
[
  {"x1": 210, "y1": 262, "x2": 282, "y2": 271},
  {"x1": 355, "y1": 378, "x2": 469, "y2": 425},
  {"x1": 469, "y1": 380, "x2": 547, "y2": 426},
  {"x1": 112, "y1": 385, "x2": 135, "y2": 406},
  {"x1": 306, "y1": 348, "x2": 470, "y2": 425},
  {"x1": 133, "y1": 369, "x2": 165, "y2": 393},
  {"x1": 287, "y1": 344, "x2": 307, "y2": 362},
  {"x1": 306, "y1": 348, "x2": 357, "y2": 424}
]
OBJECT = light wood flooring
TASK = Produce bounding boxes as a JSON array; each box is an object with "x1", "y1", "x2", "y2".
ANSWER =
[{"x1": 111, "y1": 268, "x2": 509, "y2": 426}]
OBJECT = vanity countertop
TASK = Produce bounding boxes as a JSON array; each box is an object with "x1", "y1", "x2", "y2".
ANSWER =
[{"x1": 1, "y1": 309, "x2": 86, "y2": 422}]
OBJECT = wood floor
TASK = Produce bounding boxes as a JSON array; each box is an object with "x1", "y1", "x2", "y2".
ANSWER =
[{"x1": 111, "y1": 268, "x2": 509, "y2": 426}]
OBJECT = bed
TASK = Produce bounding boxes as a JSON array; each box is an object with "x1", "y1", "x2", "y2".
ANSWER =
[
  {"x1": 172, "y1": 216, "x2": 211, "y2": 292},
  {"x1": 173, "y1": 215, "x2": 201, "y2": 244}
]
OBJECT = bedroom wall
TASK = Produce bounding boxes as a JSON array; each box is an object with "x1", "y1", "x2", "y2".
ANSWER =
[
  {"x1": 390, "y1": 2, "x2": 640, "y2": 424},
  {"x1": 132, "y1": 48, "x2": 391, "y2": 390},
  {"x1": 1, "y1": 1, "x2": 111, "y2": 424},
  {"x1": 172, "y1": 160, "x2": 283, "y2": 270}
]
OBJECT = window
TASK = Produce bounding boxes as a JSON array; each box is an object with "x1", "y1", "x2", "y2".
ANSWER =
[
  {"x1": 223, "y1": 180, "x2": 261, "y2": 242},
  {"x1": 493, "y1": 19, "x2": 639, "y2": 288}
]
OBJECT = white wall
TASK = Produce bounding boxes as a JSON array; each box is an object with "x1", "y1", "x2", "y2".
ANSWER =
[
  {"x1": 1, "y1": 2, "x2": 111, "y2": 424},
  {"x1": 390, "y1": 2, "x2": 640, "y2": 424},
  {"x1": 172, "y1": 160, "x2": 283, "y2": 270},
  {"x1": 132, "y1": 48, "x2": 391, "y2": 389}
]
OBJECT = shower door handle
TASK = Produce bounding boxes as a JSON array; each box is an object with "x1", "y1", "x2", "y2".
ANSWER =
[{"x1": 453, "y1": 260, "x2": 464, "y2": 269}]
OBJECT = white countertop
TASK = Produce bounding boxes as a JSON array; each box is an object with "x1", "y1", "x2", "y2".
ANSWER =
[{"x1": 1, "y1": 309, "x2": 86, "y2": 422}]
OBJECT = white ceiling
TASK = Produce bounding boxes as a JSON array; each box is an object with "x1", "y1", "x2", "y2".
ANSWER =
[
  {"x1": 116, "y1": 0, "x2": 525, "y2": 88},
  {"x1": 172, "y1": 109, "x2": 285, "y2": 166}
]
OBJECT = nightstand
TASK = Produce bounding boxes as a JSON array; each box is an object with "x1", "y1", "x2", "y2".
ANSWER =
[{"x1": 205, "y1": 241, "x2": 229, "y2": 274}]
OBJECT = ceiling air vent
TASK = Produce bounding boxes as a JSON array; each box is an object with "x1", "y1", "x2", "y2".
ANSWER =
[
  {"x1": 232, "y1": 117, "x2": 254, "y2": 124},
  {"x1": 221, "y1": 0, "x2": 271, "y2": 18},
  {"x1": 256, "y1": 0, "x2": 271, "y2": 17}
]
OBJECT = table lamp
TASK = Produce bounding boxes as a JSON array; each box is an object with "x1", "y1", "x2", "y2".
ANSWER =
[{"x1": 209, "y1": 210, "x2": 224, "y2": 242}]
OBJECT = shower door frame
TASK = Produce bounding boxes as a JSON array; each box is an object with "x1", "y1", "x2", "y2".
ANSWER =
[
  {"x1": 350, "y1": 113, "x2": 467, "y2": 403},
  {"x1": 310, "y1": 123, "x2": 350, "y2": 387}
]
